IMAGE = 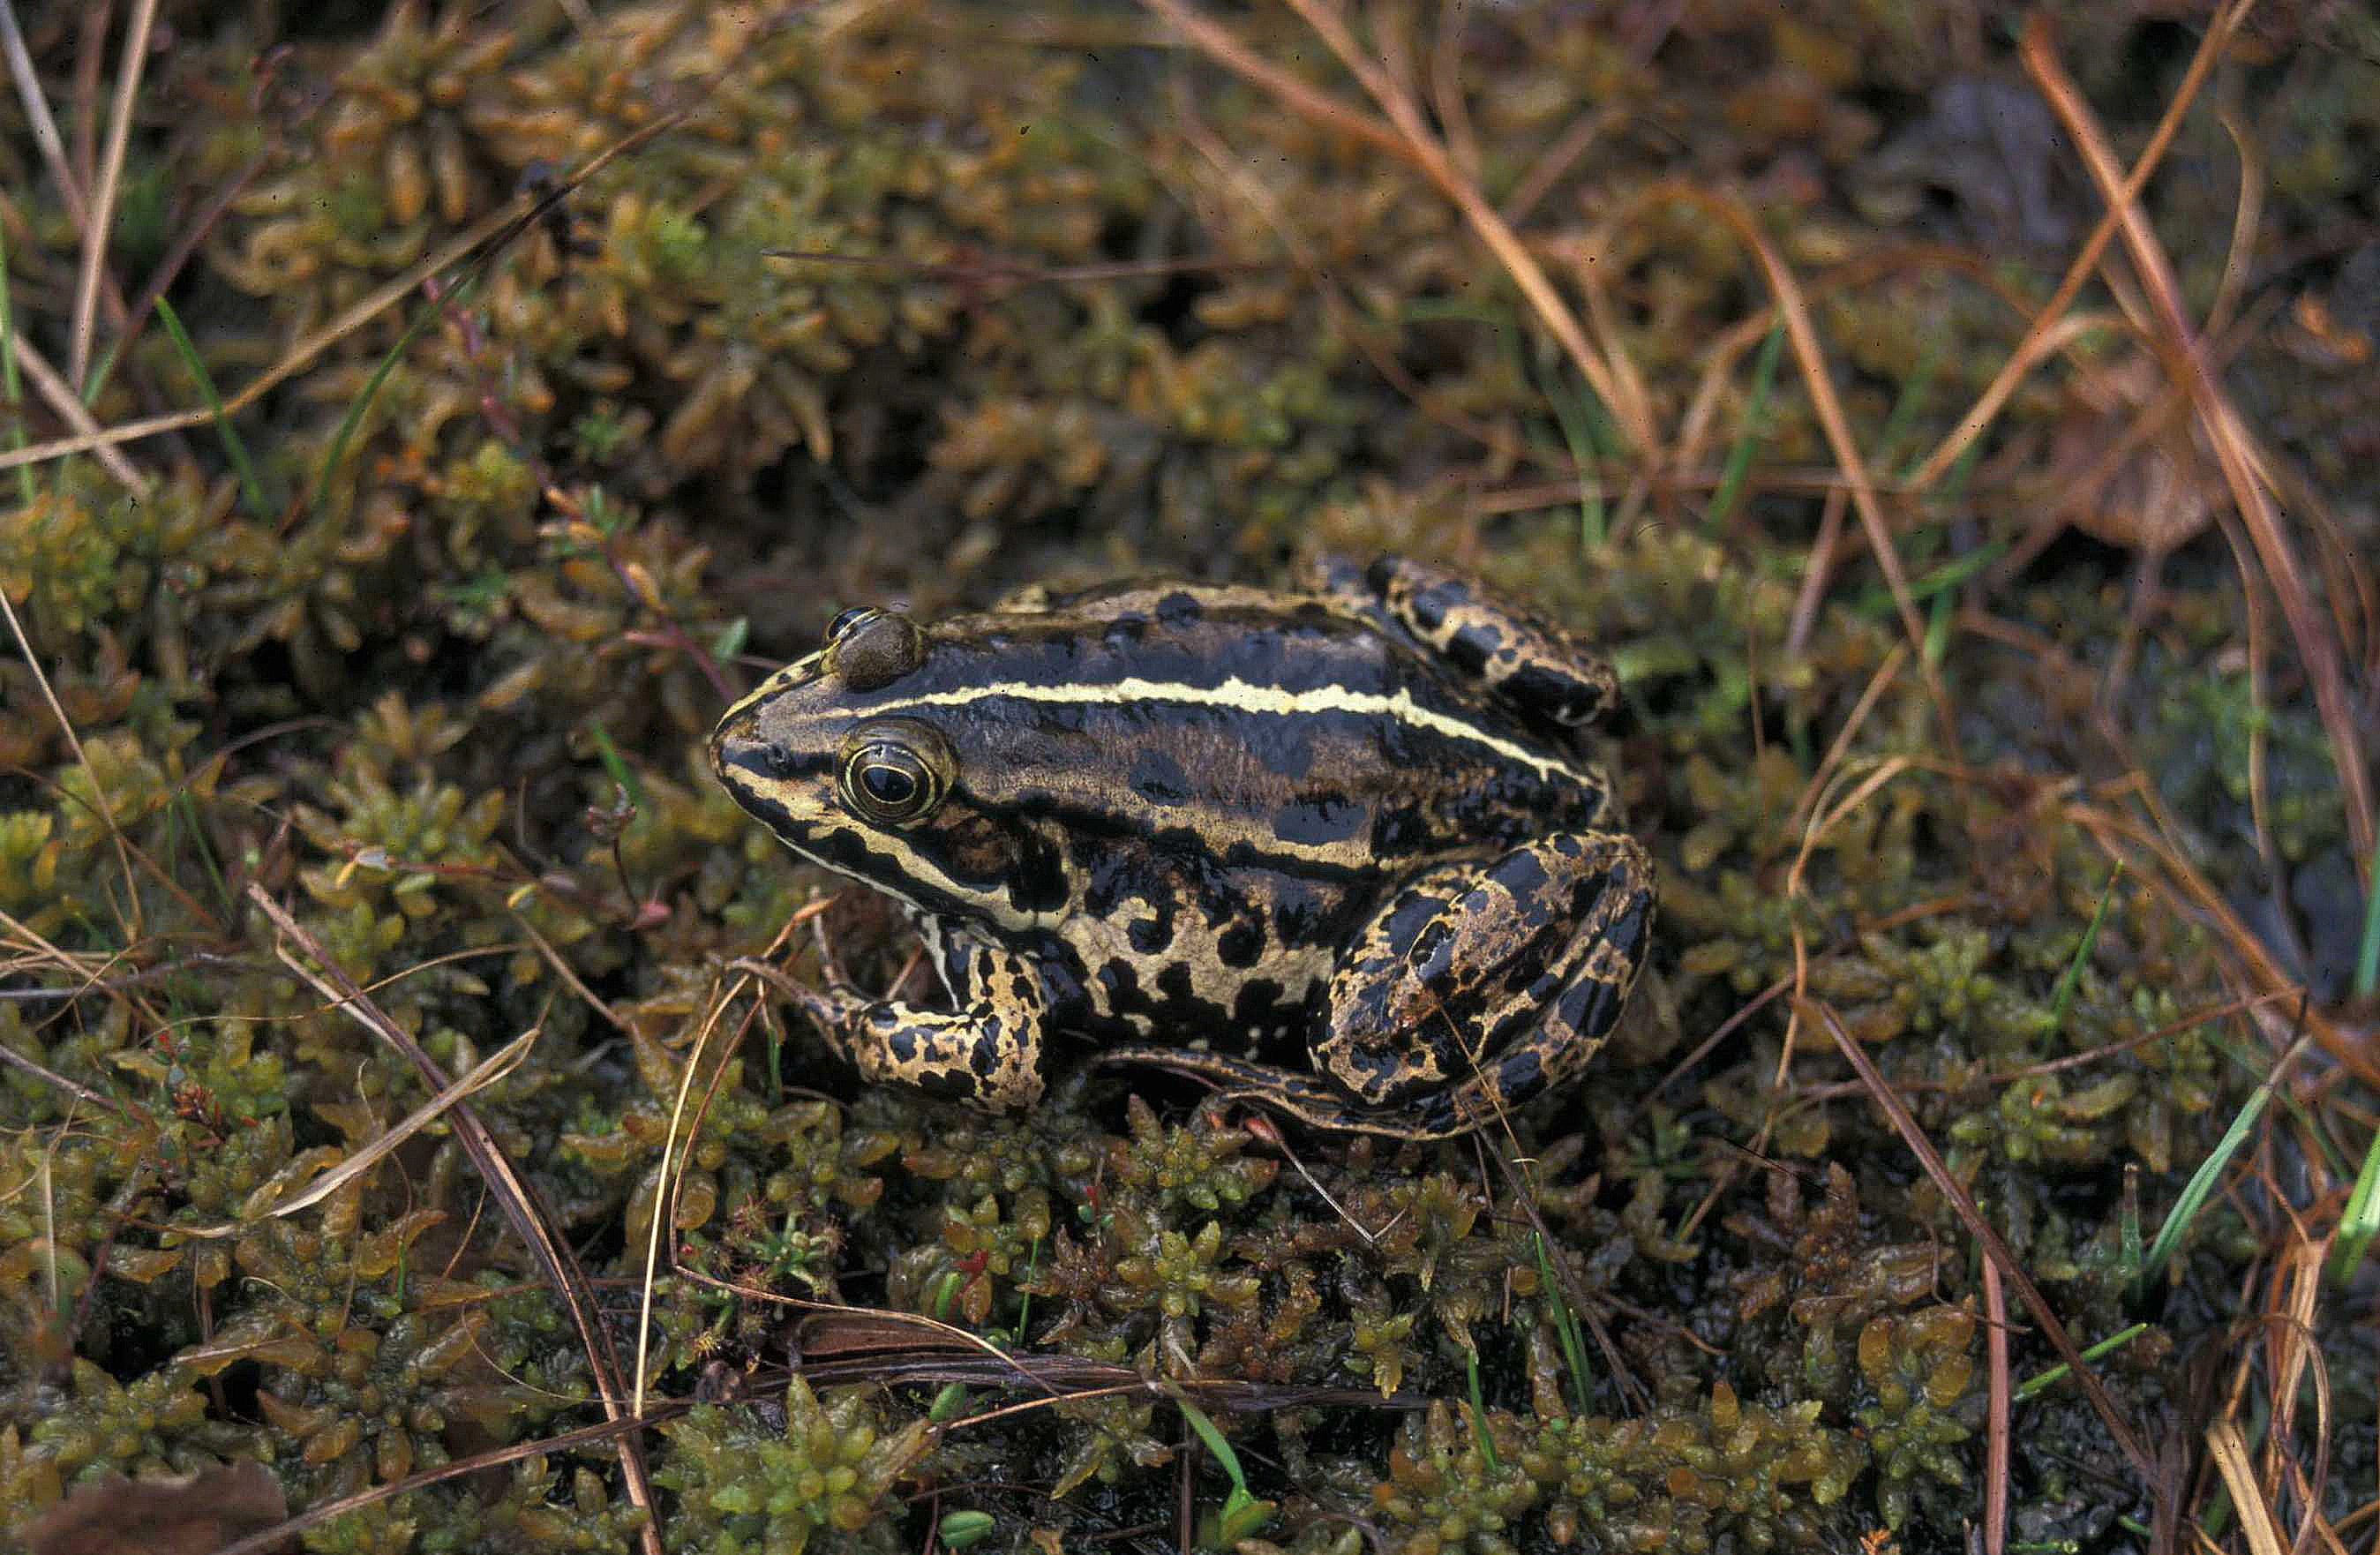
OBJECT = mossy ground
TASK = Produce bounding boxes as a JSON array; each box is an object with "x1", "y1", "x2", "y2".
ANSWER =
[{"x1": 2, "y1": 3, "x2": 2374, "y2": 1552}]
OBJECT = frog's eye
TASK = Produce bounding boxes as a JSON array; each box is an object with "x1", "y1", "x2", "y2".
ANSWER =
[
  {"x1": 823, "y1": 607, "x2": 924, "y2": 692},
  {"x1": 836, "y1": 718, "x2": 953, "y2": 825}
]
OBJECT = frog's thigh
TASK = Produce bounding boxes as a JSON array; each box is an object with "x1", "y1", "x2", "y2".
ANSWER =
[
  {"x1": 827, "y1": 938, "x2": 1052, "y2": 1109},
  {"x1": 1316, "y1": 831, "x2": 1653, "y2": 1109}
]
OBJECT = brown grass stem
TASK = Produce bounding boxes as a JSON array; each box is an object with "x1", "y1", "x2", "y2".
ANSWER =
[
  {"x1": 65, "y1": 0, "x2": 154, "y2": 390},
  {"x1": 1905, "y1": 0, "x2": 2249, "y2": 493},
  {"x1": 1805, "y1": 998, "x2": 2156, "y2": 1483},
  {"x1": 248, "y1": 884, "x2": 667, "y2": 1555},
  {"x1": 2022, "y1": 13, "x2": 2376, "y2": 883}
]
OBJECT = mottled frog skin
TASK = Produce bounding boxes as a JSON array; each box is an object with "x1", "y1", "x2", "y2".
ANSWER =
[{"x1": 709, "y1": 556, "x2": 1654, "y2": 1139}]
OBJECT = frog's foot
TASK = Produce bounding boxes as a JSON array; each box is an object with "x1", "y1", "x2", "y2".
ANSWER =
[
  {"x1": 1316, "y1": 831, "x2": 1654, "y2": 1117},
  {"x1": 1315, "y1": 553, "x2": 1617, "y2": 730},
  {"x1": 1091, "y1": 1044, "x2": 1485, "y2": 1141},
  {"x1": 770, "y1": 927, "x2": 1053, "y2": 1109}
]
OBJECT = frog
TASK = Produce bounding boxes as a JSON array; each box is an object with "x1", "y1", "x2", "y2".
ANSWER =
[{"x1": 708, "y1": 554, "x2": 1655, "y2": 1140}]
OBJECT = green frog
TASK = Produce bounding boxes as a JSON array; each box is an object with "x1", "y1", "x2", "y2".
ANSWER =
[{"x1": 709, "y1": 555, "x2": 1654, "y2": 1139}]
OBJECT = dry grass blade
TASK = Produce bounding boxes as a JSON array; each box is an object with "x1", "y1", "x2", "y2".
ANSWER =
[
  {"x1": 245, "y1": 885, "x2": 666, "y2": 1555},
  {"x1": 1906, "y1": 0, "x2": 2248, "y2": 492},
  {"x1": 1982, "y1": 1257, "x2": 2008, "y2": 1555},
  {"x1": 2205, "y1": 1418, "x2": 2288, "y2": 1555},
  {"x1": 200, "y1": 1409, "x2": 682, "y2": 1555},
  {"x1": 166, "y1": 1028, "x2": 540, "y2": 1236},
  {"x1": 0, "y1": 94, "x2": 687, "y2": 478},
  {"x1": 784, "y1": 1312, "x2": 1410, "y2": 1409},
  {"x1": 4, "y1": 326, "x2": 150, "y2": 491},
  {"x1": 0, "y1": 578, "x2": 151, "y2": 941},
  {"x1": 0, "y1": 207, "x2": 520, "y2": 475},
  {"x1": 1650, "y1": 182, "x2": 1963, "y2": 762},
  {"x1": 1280, "y1": 0, "x2": 1651, "y2": 451},
  {"x1": 2022, "y1": 15, "x2": 2375, "y2": 876},
  {"x1": 2063, "y1": 808, "x2": 2364, "y2": 1087},
  {"x1": 1803, "y1": 998, "x2": 2156, "y2": 1483},
  {"x1": 0, "y1": 0, "x2": 86, "y2": 228},
  {"x1": 66, "y1": 0, "x2": 155, "y2": 389},
  {"x1": 1140, "y1": 0, "x2": 1651, "y2": 453},
  {"x1": 2249, "y1": 1241, "x2": 2334, "y2": 1553},
  {"x1": 636, "y1": 968, "x2": 740, "y2": 1416}
]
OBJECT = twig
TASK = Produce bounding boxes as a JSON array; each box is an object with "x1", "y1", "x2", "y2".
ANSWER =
[{"x1": 1982, "y1": 1256, "x2": 2008, "y2": 1555}]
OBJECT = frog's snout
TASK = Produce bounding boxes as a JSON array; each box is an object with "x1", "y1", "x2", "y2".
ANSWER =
[{"x1": 709, "y1": 704, "x2": 781, "y2": 787}]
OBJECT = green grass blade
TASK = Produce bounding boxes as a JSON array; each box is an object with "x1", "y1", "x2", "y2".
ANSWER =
[
  {"x1": 1528, "y1": 337, "x2": 1609, "y2": 549},
  {"x1": 1532, "y1": 1231, "x2": 1593, "y2": 1416},
  {"x1": 2044, "y1": 865, "x2": 2123, "y2": 1044},
  {"x1": 1852, "y1": 537, "x2": 2009, "y2": 619},
  {"x1": 1463, "y1": 1345, "x2": 1500, "y2": 1469},
  {"x1": 1174, "y1": 1394, "x2": 1246, "y2": 1493},
  {"x1": 585, "y1": 717, "x2": 646, "y2": 812},
  {"x1": 0, "y1": 222, "x2": 32, "y2": 505},
  {"x1": 2326, "y1": 1121, "x2": 2380, "y2": 1284},
  {"x1": 154, "y1": 294, "x2": 271, "y2": 520},
  {"x1": 1707, "y1": 319, "x2": 1784, "y2": 530},
  {"x1": 1923, "y1": 587, "x2": 1953, "y2": 666},
  {"x1": 308, "y1": 271, "x2": 479, "y2": 522},
  {"x1": 1874, "y1": 335, "x2": 1941, "y2": 471},
  {"x1": 2136, "y1": 1025, "x2": 2309, "y2": 1287},
  {"x1": 2014, "y1": 1322, "x2": 2150, "y2": 1401},
  {"x1": 1173, "y1": 1391, "x2": 1274, "y2": 1544},
  {"x1": 2354, "y1": 837, "x2": 2379, "y2": 998}
]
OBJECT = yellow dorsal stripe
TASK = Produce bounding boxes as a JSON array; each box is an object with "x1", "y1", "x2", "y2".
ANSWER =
[{"x1": 877, "y1": 676, "x2": 1597, "y2": 788}]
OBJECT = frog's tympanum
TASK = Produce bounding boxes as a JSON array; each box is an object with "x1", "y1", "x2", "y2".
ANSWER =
[{"x1": 710, "y1": 556, "x2": 1654, "y2": 1139}]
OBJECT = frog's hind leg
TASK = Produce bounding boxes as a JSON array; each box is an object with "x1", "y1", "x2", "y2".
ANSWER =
[{"x1": 1316, "y1": 830, "x2": 1654, "y2": 1124}]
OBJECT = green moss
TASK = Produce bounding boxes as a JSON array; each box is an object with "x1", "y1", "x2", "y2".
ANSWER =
[{"x1": 655, "y1": 1376, "x2": 927, "y2": 1555}]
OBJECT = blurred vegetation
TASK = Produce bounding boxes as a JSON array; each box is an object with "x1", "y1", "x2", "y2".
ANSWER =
[{"x1": 2, "y1": 1, "x2": 2374, "y2": 1551}]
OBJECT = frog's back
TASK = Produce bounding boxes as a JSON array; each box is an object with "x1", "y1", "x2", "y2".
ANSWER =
[{"x1": 900, "y1": 582, "x2": 1612, "y2": 866}]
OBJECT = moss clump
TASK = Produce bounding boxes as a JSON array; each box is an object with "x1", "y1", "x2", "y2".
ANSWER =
[
  {"x1": 1368, "y1": 1384, "x2": 1866, "y2": 1554},
  {"x1": 655, "y1": 1375, "x2": 929, "y2": 1555},
  {"x1": 1856, "y1": 1305, "x2": 1976, "y2": 1529},
  {"x1": 0, "y1": 1358, "x2": 254, "y2": 1512}
]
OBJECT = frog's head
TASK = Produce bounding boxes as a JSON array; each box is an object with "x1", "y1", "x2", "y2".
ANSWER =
[{"x1": 709, "y1": 607, "x2": 1063, "y2": 930}]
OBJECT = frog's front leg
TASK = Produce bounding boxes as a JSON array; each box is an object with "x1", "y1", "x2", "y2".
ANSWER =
[
  {"x1": 1316, "y1": 830, "x2": 1654, "y2": 1127},
  {"x1": 785, "y1": 919, "x2": 1051, "y2": 1108}
]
